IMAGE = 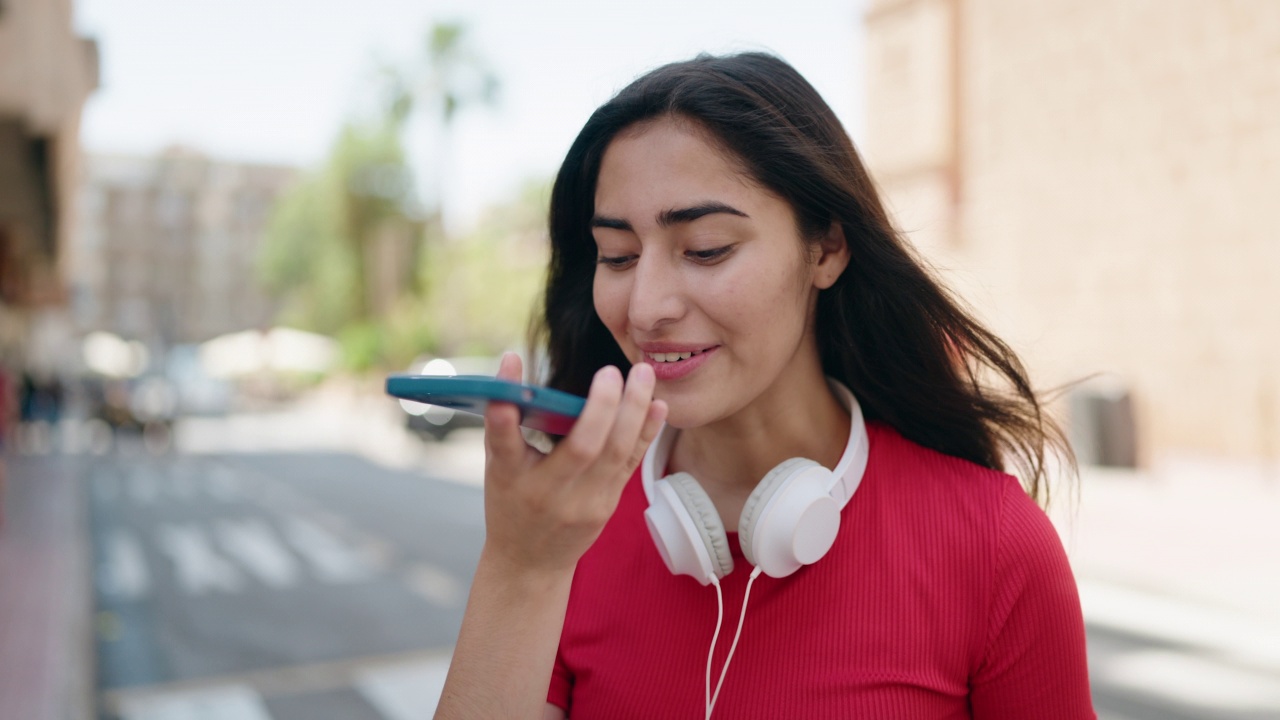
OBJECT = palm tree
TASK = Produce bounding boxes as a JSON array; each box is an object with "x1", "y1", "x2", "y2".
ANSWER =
[{"x1": 401, "y1": 21, "x2": 500, "y2": 237}]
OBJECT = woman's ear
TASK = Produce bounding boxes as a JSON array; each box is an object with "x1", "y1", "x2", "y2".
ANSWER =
[{"x1": 812, "y1": 222, "x2": 850, "y2": 290}]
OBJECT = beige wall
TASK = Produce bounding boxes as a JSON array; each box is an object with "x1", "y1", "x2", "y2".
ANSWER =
[
  {"x1": 0, "y1": 0, "x2": 97, "y2": 366},
  {"x1": 865, "y1": 0, "x2": 1280, "y2": 462}
]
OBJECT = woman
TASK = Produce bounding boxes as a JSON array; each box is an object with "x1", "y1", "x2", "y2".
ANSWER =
[{"x1": 435, "y1": 52, "x2": 1094, "y2": 719}]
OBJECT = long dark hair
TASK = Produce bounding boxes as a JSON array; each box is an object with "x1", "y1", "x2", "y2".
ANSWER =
[{"x1": 529, "y1": 52, "x2": 1070, "y2": 504}]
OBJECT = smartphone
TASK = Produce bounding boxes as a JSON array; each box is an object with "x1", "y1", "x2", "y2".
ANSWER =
[{"x1": 385, "y1": 374, "x2": 584, "y2": 435}]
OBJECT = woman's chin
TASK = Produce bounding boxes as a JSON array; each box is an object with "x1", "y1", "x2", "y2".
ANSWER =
[{"x1": 656, "y1": 404, "x2": 712, "y2": 431}]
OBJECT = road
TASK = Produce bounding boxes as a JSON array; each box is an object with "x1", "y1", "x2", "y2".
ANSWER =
[
  {"x1": 89, "y1": 448, "x2": 482, "y2": 720},
  {"x1": 84, "y1": 439, "x2": 1280, "y2": 719}
]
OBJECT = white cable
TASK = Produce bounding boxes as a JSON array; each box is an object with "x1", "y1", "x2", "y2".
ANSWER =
[
  {"x1": 708, "y1": 566, "x2": 763, "y2": 718},
  {"x1": 705, "y1": 577, "x2": 725, "y2": 720}
]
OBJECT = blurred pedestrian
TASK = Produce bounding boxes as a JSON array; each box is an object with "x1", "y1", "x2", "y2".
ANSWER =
[
  {"x1": 0, "y1": 363, "x2": 11, "y2": 447},
  {"x1": 436, "y1": 53, "x2": 1093, "y2": 719},
  {"x1": 0, "y1": 362, "x2": 11, "y2": 528}
]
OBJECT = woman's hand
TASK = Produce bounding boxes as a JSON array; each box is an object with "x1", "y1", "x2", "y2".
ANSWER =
[
  {"x1": 480, "y1": 352, "x2": 667, "y2": 576},
  {"x1": 434, "y1": 353, "x2": 664, "y2": 719}
]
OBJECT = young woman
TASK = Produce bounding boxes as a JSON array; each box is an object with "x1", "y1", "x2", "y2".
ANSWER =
[{"x1": 435, "y1": 53, "x2": 1094, "y2": 719}]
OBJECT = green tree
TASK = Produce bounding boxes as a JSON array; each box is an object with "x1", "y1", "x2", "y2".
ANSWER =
[
  {"x1": 393, "y1": 21, "x2": 499, "y2": 233},
  {"x1": 258, "y1": 119, "x2": 421, "y2": 336},
  {"x1": 257, "y1": 20, "x2": 505, "y2": 372},
  {"x1": 421, "y1": 179, "x2": 551, "y2": 359}
]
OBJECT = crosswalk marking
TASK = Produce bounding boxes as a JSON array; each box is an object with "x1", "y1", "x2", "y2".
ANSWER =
[
  {"x1": 215, "y1": 519, "x2": 300, "y2": 589},
  {"x1": 158, "y1": 524, "x2": 243, "y2": 594},
  {"x1": 404, "y1": 564, "x2": 463, "y2": 608},
  {"x1": 116, "y1": 684, "x2": 273, "y2": 720},
  {"x1": 282, "y1": 517, "x2": 375, "y2": 583},
  {"x1": 99, "y1": 529, "x2": 150, "y2": 600},
  {"x1": 97, "y1": 513, "x2": 388, "y2": 599},
  {"x1": 354, "y1": 656, "x2": 452, "y2": 720}
]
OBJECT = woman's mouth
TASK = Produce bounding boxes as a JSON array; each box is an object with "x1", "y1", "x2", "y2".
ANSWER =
[
  {"x1": 644, "y1": 348, "x2": 709, "y2": 363},
  {"x1": 640, "y1": 346, "x2": 718, "y2": 381}
]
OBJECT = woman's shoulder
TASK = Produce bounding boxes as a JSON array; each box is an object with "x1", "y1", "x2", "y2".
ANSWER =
[{"x1": 865, "y1": 421, "x2": 1022, "y2": 501}]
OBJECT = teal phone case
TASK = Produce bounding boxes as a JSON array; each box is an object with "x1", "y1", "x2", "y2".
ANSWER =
[{"x1": 385, "y1": 374, "x2": 584, "y2": 435}]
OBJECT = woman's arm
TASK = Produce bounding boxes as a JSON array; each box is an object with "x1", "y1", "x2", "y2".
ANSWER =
[
  {"x1": 432, "y1": 550, "x2": 574, "y2": 718},
  {"x1": 970, "y1": 480, "x2": 1095, "y2": 719},
  {"x1": 433, "y1": 354, "x2": 665, "y2": 720}
]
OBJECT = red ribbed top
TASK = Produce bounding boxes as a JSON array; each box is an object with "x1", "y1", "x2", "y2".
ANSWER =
[{"x1": 549, "y1": 423, "x2": 1095, "y2": 719}]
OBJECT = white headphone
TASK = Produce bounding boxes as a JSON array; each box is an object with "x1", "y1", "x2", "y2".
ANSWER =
[{"x1": 641, "y1": 378, "x2": 870, "y2": 585}]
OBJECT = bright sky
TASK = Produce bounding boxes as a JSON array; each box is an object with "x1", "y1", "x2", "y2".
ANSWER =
[{"x1": 75, "y1": 0, "x2": 868, "y2": 232}]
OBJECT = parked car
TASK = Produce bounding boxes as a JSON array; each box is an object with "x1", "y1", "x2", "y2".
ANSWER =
[{"x1": 399, "y1": 355, "x2": 501, "y2": 441}]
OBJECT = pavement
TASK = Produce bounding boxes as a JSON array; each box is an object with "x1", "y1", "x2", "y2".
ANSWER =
[
  {"x1": 1050, "y1": 459, "x2": 1280, "y2": 716},
  {"x1": 0, "y1": 452, "x2": 95, "y2": 720},
  {"x1": 3, "y1": 381, "x2": 1279, "y2": 718}
]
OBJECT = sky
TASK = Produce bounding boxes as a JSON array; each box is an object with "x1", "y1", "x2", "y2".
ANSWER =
[{"x1": 75, "y1": 0, "x2": 869, "y2": 232}]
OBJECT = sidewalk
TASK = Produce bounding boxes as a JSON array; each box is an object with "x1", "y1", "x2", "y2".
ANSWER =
[
  {"x1": 0, "y1": 454, "x2": 95, "y2": 720},
  {"x1": 1051, "y1": 458, "x2": 1280, "y2": 627},
  {"x1": 1048, "y1": 457, "x2": 1280, "y2": 695}
]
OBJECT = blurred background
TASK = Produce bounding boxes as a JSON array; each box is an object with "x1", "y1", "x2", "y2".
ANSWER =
[{"x1": 0, "y1": 0, "x2": 1277, "y2": 718}]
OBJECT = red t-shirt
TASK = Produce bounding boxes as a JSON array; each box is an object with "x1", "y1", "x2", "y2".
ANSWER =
[{"x1": 549, "y1": 423, "x2": 1095, "y2": 719}]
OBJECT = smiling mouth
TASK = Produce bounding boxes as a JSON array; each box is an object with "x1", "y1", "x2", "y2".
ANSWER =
[{"x1": 643, "y1": 348, "x2": 712, "y2": 363}]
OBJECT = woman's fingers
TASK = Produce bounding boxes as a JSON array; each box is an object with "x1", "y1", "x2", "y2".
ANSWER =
[
  {"x1": 591, "y1": 363, "x2": 657, "y2": 477},
  {"x1": 549, "y1": 365, "x2": 624, "y2": 474},
  {"x1": 484, "y1": 352, "x2": 528, "y2": 471},
  {"x1": 628, "y1": 398, "x2": 668, "y2": 471}
]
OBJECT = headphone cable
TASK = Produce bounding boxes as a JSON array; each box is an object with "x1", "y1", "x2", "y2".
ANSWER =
[{"x1": 706, "y1": 566, "x2": 763, "y2": 719}]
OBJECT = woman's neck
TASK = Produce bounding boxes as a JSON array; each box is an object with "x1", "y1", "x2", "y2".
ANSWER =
[{"x1": 668, "y1": 368, "x2": 852, "y2": 499}]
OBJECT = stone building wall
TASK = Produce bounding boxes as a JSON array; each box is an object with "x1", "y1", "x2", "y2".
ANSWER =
[{"x1": 864, "y1": 0, "x2": 1280, "y2": 462}]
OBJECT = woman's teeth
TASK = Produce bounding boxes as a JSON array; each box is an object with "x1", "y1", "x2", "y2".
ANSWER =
[{"x1": 647, "y1": 350, "x2": 700, "y2": 363}]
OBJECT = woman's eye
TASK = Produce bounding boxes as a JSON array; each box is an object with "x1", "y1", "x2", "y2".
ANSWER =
[
  {"x1": 596, "y1": 255, "x2": 636, "y2": 269},
  {"x1": 688, "y1": 246, "x2": 733, "y2": 262}
]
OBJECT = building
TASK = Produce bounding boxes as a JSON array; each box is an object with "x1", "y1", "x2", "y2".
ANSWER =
[
  {"x1": 863, "y1": 0, "x2": 1280, "y2": 464},
  {"x1": 73, "y1": 149, "x2": 297, "y2": 348},
  {"x1": 0, "y1": 0, "x2": 98, "y2": 367}
]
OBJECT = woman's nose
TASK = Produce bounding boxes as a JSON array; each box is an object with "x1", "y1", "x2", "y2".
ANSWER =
[{"x1": 627, "y1": 255, "x2": 686, "y2": 331}]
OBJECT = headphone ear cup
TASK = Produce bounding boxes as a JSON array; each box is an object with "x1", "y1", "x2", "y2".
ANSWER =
[
  {"x1": 739, "y1": 458, "x2": 824, "y2": 571},
  {"x1": 662, "y1": 472, "x2": 734, "y2": 579}
]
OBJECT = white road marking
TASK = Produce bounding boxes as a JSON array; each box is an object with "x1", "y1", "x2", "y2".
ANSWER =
[
  {"x1": 1098, "y1": 649, "x2": 1280, "y2": 711},
  {"x1": 116, "y1": 684, "x2": 273, "y2": 720},
  {"x1": 281, "y1": 516, "x2": 375, "y2": 583},
  {"x1": 215, "y1": 519, "x2": 300, "y2": 588},
  {"x1": 404, "y1": 564, "x2": 464, "y2": 607},
  {"x1": 355, "y1": 656, "x2": 452, "y2": 720},
  {"x1": 157, "y1": 524, "x2": 243, "y2": 594},
  {"x1": 98, "y1": 529, "x2": 150, "y2": 600}
]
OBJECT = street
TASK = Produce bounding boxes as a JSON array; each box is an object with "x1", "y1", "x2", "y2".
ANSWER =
[
  {"x1": 89, "y1": 446, "x2": 482, "y2": 719},
  {"x1": 11, "y1": 399, "x2": 1271, "y2": 720}
]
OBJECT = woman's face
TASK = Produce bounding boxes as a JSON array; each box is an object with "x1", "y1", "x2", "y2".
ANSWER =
[{"x1": 591, "y1": 117, "x2": 844, "y2": 428}]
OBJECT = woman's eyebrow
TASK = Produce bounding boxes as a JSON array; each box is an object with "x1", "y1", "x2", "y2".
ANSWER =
[
  {"x1": 591, "y1": 201, "x2": 750, "y2": 231},
  {"x1": 658, "y1": 201, "x2": 749, "y2": 227}
]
